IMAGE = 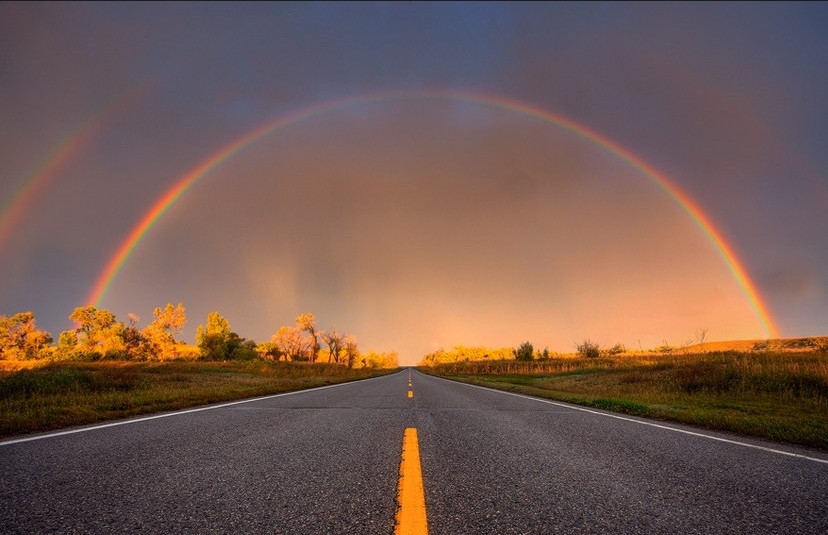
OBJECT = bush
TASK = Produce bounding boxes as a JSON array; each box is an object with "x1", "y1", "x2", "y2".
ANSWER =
[
  {"x1": 654, "y1": 342, "x2": 674, "y2": 354},
  {"x1": 577, "y1": 339, "x2": 600, "y2": 358},
  {"x1": 783, "y1": 338, "x2": 818, "y2": 349},
  {"x1": 230, "y1": 346, "x2": 259, "y2": 361},
  {"x1": 607, "y1": 343, "x2": 625, "y2": 355},
  {"x1": 513, "y1": 341, "x2": 534, "y2": 361}
]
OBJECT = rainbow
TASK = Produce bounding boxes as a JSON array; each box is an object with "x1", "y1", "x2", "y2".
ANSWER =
[
  {"x1": 0, "y1": 82, "x2": 151, "y2": 253},
  {"x1": 87, "y1": 90, "x2": 778, "y2": 338}
]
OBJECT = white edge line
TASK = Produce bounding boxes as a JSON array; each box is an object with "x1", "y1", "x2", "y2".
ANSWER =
[
  {"x1": 424, "y1": 372, "x2": 828, "y2": 465},
  {"x1": 0, "y1": 372, "x2": 397, "y2": 447}
]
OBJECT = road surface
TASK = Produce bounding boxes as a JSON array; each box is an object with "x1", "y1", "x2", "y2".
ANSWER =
[{"x1": 2, "y1": 369, "x2": 826, "y2": 534}]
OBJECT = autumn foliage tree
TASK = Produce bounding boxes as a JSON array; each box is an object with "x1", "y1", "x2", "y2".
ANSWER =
[
  {"x1": 0, "y1": 311, "x2": 52, "y2": 360},
  {"x1": 68, "y1": 306, "x2": 126, "y2": 359},
  {"x1": 255, "y1": 341, "x2": 282, "y2": 361},
  {"x1": 271, "y1": 325, "x2": 311, "y2": 361},
  {"x1": 343, "y1": 336, "x2": 359, "y2": 368},
  {"x1": 295, "y1": 313, "x2": 320, "y2": 362},
  {"x1": 142, "y1": 303, "x2": 187, "y2": 360},
  {"x1": 420, "y1": 345, "x2": 514, "y2": 366},
  {"x1": 268, "y1": 313, "x2": 363, "y2": 365},
  {"x1": 121, "y1": 313, "x2": 147, "y2": 358},
  {"x1": 56, "y1": 329, "x2": 78, "y2": 357},
  {"x1": 322, "y1": 329, "x2": 344, "y2": 364},
  {"x1": 1, "y1": 305, "x2": 383, "y2": 367},
  {"x1": 361, "y1": 350, "x2": 399, "y2": 369}
]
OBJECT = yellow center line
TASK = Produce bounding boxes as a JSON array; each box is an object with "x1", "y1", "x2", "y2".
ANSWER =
[
  {"x1": 407, "y1": 390, "x2": 413, "y2": 398},
  {"x1": 395, "y1": 428, "x2": 428, "y2": 535}
]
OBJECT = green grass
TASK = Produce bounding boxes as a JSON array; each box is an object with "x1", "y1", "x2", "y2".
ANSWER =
[
  {"x1": 421, "y1": 350, "x2": 828, "y2": 450},
  {"x1": 0, "y1": 360, "x2": 395, "y2": 438}
]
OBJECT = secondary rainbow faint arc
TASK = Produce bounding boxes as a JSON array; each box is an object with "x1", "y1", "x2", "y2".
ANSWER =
[
  {"x1": 0, "y1": 82, "x2": 151, "y2": 252},
  {"x1": 87, "y1": 90, "x2": 778, "y2": 338}
]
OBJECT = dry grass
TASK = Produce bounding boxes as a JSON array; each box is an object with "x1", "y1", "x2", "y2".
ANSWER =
[
  {"x1": 679, "y1": 336, "x2": 828, "y2": 353},
  {"x1": 0, "y1": 359, "x2": 50, "y2": 372},
  {"x1": 422, "y1": 350, "x2": 828, "y2": 449},
  {"x1": 0, "y1": 360, "x2": 394, "y2": 439}
]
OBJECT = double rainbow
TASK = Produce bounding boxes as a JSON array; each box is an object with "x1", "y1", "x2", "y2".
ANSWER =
[
  {"x1": 0, "y1": 82, "x2": 151, "y2": 252},
  {"x1": 86, "y1": 90, "x2": 778, "y2": 338}
]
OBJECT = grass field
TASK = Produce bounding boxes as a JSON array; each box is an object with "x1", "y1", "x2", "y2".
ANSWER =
[
  {"x1": 421, "y1": 350, "x2": 828, "y2": 450},
  {"x1": 0, "y1": 360, "x2": 395, "y2": 439}
]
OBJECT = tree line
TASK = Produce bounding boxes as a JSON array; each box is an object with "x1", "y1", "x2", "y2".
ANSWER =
[
  {"x1": 419, "y1": 345, "x2": 515, "y2": 366},
  {"x1": 419, "y1": 340, "x2": 630, "y2": 365},
  {"x1": 0, "y1": 306, "x2": 398, "y2": 368}
]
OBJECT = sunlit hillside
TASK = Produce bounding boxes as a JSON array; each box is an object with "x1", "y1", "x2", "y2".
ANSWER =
[{"x1": 419, "y1": 336, "x2": 828, "y2": 366}]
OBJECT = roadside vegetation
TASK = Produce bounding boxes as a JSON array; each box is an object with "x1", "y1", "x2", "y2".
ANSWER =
[
  {"x1": 420, "y1": 339, "x2": 828, "y2": 450},
  {"x1": 0, "y1": 360, "x2": 393, "y2": 438},
  {"x1": 0, "y1": 306, "x2": 398, "y2": 367},
  {"x1": 0, "y1": 306, "x2": 399, "y2": 438}
]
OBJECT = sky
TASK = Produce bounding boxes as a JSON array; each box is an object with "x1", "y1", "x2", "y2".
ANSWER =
[{"x1": 1, "y1": 2, "x2": 827, "y2": 364}]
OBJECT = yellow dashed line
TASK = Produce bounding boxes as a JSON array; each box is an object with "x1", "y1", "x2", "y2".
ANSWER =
[
  {"x1": 407, "y1": 390, "x2": 413, "y2": 398},
  {"x1": 395, "y1": 428, "x2": 428, "y2": 535}
]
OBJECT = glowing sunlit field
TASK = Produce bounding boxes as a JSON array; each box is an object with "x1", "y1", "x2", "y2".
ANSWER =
[
  {"x1": 0, "y1": 361, "x2": 395, "y2": 439},
  {"x1": 422, "y1": 350, "x2": 828, "y2": 449}
]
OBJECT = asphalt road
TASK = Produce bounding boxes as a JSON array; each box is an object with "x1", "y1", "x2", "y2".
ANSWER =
[{"x1": 2, "y1": 370, "x2": 826, "y2": 534}]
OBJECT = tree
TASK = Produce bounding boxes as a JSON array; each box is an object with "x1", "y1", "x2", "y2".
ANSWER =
[
  {"x1": 322, "y1": 329, "x2": 345, "y2": 364},
  {"x1": 55, "y1": 330, "x2": 79, "y2": 359},
  {"x1": 68, "y1": 306, "x2": 125, "y2": 358},
  {"x1": 122, "y1": 313, "x2": 149, "y2": 359},
  {"x1": 361, "y1": 350, "x2": 399, "y2": 369},
  {"x1": 0, "y1": 312, "x2": 52, "y2": 360},
  {"x1": 196, "y1": 311, "x2": 231, "y2": 360},
  {"x1": 256, "y1": 341, "x2": 282, "y2": 361},
  {"x1": 271, "y1": 325, "x2": 311, "y2": 361},
  {"x1": 70, "y1": 306, "x2": 113, "y2": 341},
  {"x1": 268, "y1": 314, "x2": 358, "y2": 364},
  {"x1": 295, "y1": 313, "x2": 320, "y2": 362},
  {"x1": 227, "y1": 332, "x2": 257, "y2": 360},
  {"x1": 142, "y1": 303, "x2": 186, "y2": 360},
  {"x1": 343, "y1": 335, "x2": 359, "y2": 368},
  {"x1": 513, "y1": 341, "x2": 534, "y2": 361},
  {"x1": 419, "y1": 346, "x2": 515, "y2": 366}
]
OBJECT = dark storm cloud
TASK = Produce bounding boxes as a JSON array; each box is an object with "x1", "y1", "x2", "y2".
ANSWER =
[{"x1": 1, "y1": 2, "x2": 826, "y2": 360}]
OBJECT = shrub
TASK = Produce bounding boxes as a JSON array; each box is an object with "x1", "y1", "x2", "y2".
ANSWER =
[
  {"x1": 607, "y1": 343, "x2": 625, "y2": 355},
  {"x1": 783, "y1": 338, "x2": 818, "y2": 349},
  {"x1": 654, "y1": 342, "x2": 674, "y2": 354},
  {"x1": 513, "y1": 341, "x2": 534, "y2": 361},
  {"x1": 577, "y1": 339, "x2": 600, "y2": 358}
]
